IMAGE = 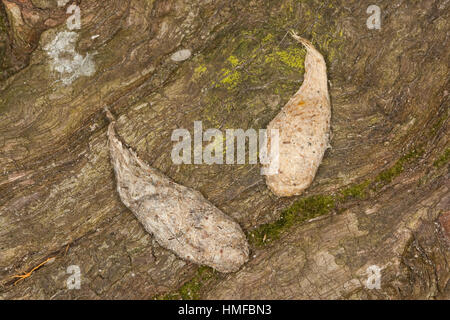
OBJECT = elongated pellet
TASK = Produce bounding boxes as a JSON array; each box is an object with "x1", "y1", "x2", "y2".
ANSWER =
[
  {"x1": 264, "y1": 31, "x2": 331, "y2": 197},
  {"x1": 105, "y1": 110, "x2": 249, "y2": 273}
]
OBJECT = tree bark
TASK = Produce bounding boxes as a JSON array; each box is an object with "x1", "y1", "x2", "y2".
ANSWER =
[{"x1": 0, "y1": 0, "x2": 448, "y2": 299}]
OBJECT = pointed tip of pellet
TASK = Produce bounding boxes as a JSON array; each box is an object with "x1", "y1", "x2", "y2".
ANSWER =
[
  {"x1": 104, "y1": 106, "x2": 116, "y2": 123},
  {"x1": 289, "y1": 30, "x2": 321, "y2": 56},
  {"x1": 289, "y1": 30, "x2": 309, "y2": 46}
]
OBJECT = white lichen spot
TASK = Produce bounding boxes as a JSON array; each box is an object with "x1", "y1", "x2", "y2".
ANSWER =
[
  {"x1": 170, "y1": 49, "x2": 192, "y2": 62},
  {"x1": 44, "y1": 31, "x2": 96, "y2": 85}
]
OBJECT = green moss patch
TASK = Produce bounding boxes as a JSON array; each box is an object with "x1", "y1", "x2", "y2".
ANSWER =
[
  {"x1": 155, "y1": 266, "x2": 216, "y2": 300},
  {"x1": 340, "y1": 180, "x2": 371, "y2": 201},
  {"x1": 249, "y1": 195, "x2": 335, "y2": 246},
  {"x1": 433, "y1": 148, "x2": 450, "y2": 168},
  {"x1": 374, "y1": 148, "x2": 424, "y2": 186},
  {"x1": 249, "y1": 147, "x2": 425, "y2": 247}
]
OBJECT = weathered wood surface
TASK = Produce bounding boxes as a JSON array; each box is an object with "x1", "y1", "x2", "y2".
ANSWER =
[{"x1": 0, "y1": 0, "x2": 448, "y2": 299}]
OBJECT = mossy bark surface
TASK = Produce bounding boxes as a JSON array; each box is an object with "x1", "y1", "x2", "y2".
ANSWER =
[{"x1": 0, "y1": 0, "x2": 448, "y2": 299}]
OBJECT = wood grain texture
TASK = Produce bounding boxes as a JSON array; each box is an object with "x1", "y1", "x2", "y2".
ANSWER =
[{"x1": 0, "y1": 0, "x2": 448, "y2": 299}]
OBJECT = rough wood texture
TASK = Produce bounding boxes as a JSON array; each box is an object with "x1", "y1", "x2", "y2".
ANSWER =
[{"x1": 0, "y1": 0, "x2": 448, "y2": 299}]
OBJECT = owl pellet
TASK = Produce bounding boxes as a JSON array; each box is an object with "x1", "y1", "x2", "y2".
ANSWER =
[
  {"x1": 264, "y1": 31, "x2": 331, "y2": 197},
  {"x1": 105, "y1": 110, "x2": 249, "y2": 273}
]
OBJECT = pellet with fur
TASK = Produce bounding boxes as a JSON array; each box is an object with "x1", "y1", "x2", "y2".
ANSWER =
[
  {"x1": 264, "y1": 31, "x2": 331, "y2": 197},
  {"x1": 105, "y1": 111, "x2": 249, "y2": 273}
]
